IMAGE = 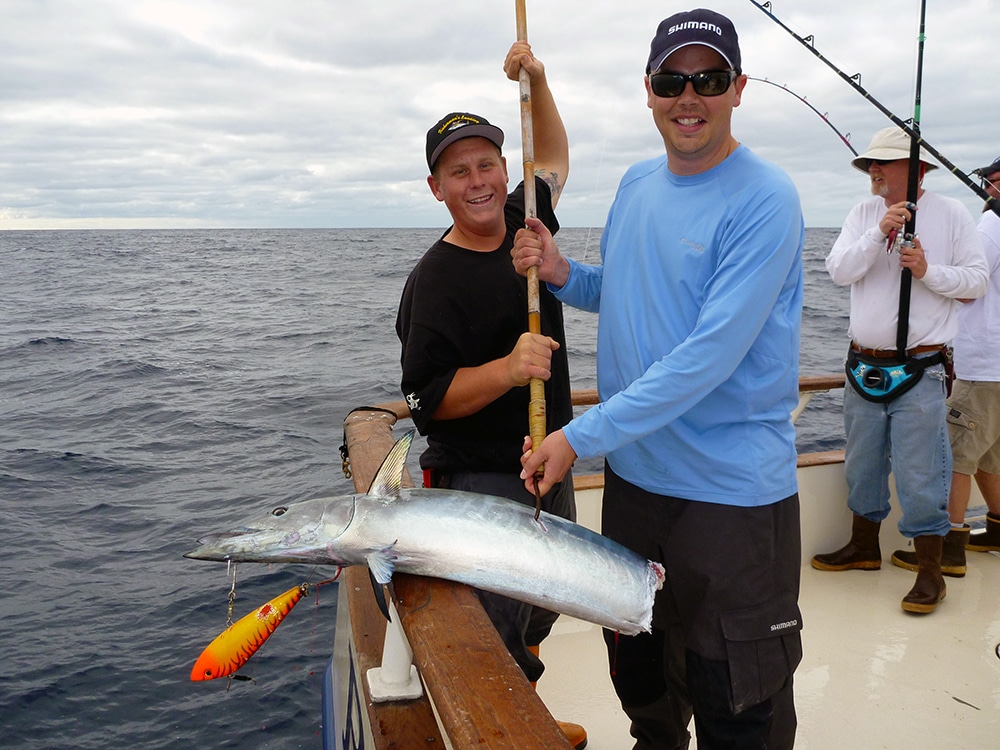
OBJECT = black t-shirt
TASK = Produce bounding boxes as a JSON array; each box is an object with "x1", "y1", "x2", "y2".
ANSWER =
[{"x1": 396, "y1": 178, "x2": 572, "y2": 473}]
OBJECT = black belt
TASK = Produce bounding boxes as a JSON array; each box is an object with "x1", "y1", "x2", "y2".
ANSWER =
[{"x1": 851, "y1": 342, "x2": 945, "y2": 360}]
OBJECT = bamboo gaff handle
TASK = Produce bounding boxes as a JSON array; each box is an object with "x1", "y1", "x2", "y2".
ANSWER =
[{"x1": 515, "y1": 1, "x2": 546, "y2": 507}]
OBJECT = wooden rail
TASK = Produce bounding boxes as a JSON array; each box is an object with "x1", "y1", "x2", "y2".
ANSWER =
[
  {"x1": 340, "y1": 374, "x2": 847, "y2": 747},
  {"x1": 361, "y1": 373, "x2": 847, "y2": 423},
  {"x1": 798, "y1": 373, "x2": 847, "y2": 393},
  {"x1": 342, "y1": 409, "x2": 572, "y2": 750}
]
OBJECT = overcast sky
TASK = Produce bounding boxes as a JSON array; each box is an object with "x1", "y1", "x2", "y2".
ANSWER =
[{"x1": 2, "y1": 0, "x2": 997, "y2": 230}]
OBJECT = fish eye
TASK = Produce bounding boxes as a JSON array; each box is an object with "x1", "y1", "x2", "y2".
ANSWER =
[{"x1": 271, "y1": 506, "x2": 288, "y2": 516}]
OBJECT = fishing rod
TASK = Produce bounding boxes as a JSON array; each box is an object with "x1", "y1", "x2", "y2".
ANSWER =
[
  {"x1": 747, "y1": 77, "x2": 857, "y2": 155},
  {"x1": 749, "y1": 0, "x2": 1000, "y2": 217},
  {"x1": 895, "y1": 0, "x2": 927, "y2": 355}
]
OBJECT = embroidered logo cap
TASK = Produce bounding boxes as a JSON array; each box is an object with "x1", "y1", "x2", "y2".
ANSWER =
[
  {"x1": 646, "y1": 9, "x2": 741, "y2": 74},
  {"x1": 426, "y1": 112, "x2": 504, "y2": 172},
  {"x1": 973, "y1": 155, "x2": 1000, "y2": 178}
]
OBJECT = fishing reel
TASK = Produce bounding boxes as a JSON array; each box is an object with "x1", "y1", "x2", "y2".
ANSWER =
[
  {"x1": 888, "y1": 230, "x2": 917, "y2": 255},
  {"x1": 890, "y1": 232, "x2": 916, "y2": 255},
  {"x1": 886, "y1": 202, "x2": 917, "y2": 254}
]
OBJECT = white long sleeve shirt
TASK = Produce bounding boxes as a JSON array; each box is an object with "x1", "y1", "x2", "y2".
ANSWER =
[
  {"x1": 826, "y1": 191, "x2": 988, "y2": 350},
  {"x1": 953, "y1": 210, "x2": 1000, "y2": 380}
]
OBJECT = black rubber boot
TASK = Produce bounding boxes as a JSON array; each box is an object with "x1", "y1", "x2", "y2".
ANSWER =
[
  {"x1": 967, "y1": 513, "x2": 1000, "y2": 552},
  {"x1": 891, "y1": 526, "x2": 969, "y2": 578},
  {"x1": 812, "y1": 514, "x2": 882, "y2": 571}
]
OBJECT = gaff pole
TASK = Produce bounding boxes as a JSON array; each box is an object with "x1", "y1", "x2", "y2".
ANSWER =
[
  {"x1": 749, "y1": 0, "x2": 1000, "y2": 217},
  {"x1": 515, "y1": 0, "x2": 546, "y2": 516}
]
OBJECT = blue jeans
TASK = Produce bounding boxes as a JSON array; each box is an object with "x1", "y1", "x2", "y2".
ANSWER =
[{"x1": 843, "y1": 361, "x2": 951, "y2": 538}]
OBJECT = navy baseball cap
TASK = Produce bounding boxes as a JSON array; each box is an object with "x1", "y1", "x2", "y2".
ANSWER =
[
  {"x1": 647, "y1": 9, "x2": 741, "y2": 74},
  {"x1": 426, "y1": 112, "x2": 504, "y2": 172},
  {"x1": 974, "y1": 155, "x2": 1000, "y2": 177}
]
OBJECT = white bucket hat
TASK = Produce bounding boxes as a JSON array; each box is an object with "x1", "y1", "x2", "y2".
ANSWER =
[{"x1": 851, "y1": 126, "x2": 939, "y2": 174}]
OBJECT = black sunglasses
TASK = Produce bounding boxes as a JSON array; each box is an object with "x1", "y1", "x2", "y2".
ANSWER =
[{"x1": 649, "y1": 70, "x2": 737, "y2": 98}]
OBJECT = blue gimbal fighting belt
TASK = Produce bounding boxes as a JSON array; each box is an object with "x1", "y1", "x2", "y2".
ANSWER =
[{"x1": 845, "y1": 345, "x2": 945, "y2": 403}]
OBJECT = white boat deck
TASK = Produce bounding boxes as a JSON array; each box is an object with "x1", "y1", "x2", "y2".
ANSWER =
[
  {"x1": 336, "y1": 398, "x2": 998, "y2": 749},
  {"x1": 536, "y1": 477, "x2": 1000, "y2": 749}
]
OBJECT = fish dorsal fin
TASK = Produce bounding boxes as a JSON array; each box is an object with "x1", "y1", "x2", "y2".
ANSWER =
[{"x1": 366, "y1": 429, "x2": 414, "y2": 500}]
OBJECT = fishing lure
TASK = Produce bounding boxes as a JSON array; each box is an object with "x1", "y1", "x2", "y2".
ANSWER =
[{"x1": 190, "y1": 583, "x2": 308, "y2": 681}]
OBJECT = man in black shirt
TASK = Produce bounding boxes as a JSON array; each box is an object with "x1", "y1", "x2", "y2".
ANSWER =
[{"x1": 395, "y1": 40, "x2": 582, "y2": 747}]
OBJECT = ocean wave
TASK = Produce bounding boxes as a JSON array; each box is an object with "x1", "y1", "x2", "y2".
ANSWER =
[{"x1": 0, "y1": 227, "x2": 849, "y2": 749}]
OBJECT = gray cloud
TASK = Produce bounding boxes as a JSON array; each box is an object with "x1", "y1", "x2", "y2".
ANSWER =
[{"x1": 2, "y1": 0, "x2": 996, "y2": 229}]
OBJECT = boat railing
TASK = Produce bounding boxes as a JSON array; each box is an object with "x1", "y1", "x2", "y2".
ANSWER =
[
  {"x1": 339, "y1": 373, "x2": 846, "y2": 749},
  {"x1": 356, "y1": 372, "x2": 848, "y2": 487},
  {"x1": 341, "y1": 406, "x2": 575, "y2": 749}
]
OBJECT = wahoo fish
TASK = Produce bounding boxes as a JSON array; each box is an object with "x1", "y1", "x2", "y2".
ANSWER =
[{"x1": 185, "y1": 431, "x2": 664, "y2": 635}]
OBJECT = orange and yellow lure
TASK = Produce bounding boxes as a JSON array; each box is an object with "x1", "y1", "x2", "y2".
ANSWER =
[{"x1": 191, "y1": 583, "x2": 307, "y2": 681}]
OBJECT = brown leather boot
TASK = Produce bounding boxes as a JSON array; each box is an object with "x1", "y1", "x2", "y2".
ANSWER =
[
  {"x1": 891, "y1": 525, "x2": 969, "y2": 577},
  {"x1": 967, "y1": 513, "x2": 1000, "y2": 552},
  {"x1": 901, "y1": 535, "x2": 947, "y2": 614},
  {"x1": 812, "y1": 514, "x2": 882, "y2": 571},
  {"x1": 556, "y1": 721, "x2": 588, "y2": 749}
]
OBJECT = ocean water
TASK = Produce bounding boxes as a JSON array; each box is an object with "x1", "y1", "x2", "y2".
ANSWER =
[{"x1": 0, "y1": 227, "x2": 847, "y2": 749}]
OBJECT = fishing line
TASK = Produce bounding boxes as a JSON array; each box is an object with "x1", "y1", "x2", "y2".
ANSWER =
[
  {"x1": 306, "y1": 572, "x2": 341, "y2": 673},
  {"x1": 578, "y1": 79, "x2": 858, "y2": 263},
  {"x1": 227, "y1": 563, "x2": 238, "y2": 626},
  {"x1": 750, "y1": 0, "x2": 1000, "y2": 217},
  {"x1": 578, "y1": 66, "x2": 861, "y2": 258},
  {"x1": 747, "y1": 77, "x2": 857, "y2": 156},
  {"x1": 580, "y1": 134, "x2": 609, "y2": 265}
]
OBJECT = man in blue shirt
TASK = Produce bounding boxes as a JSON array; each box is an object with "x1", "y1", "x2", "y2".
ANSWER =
[{"x1": 513, "y1": 9, "x2": 804, "y2": 749}]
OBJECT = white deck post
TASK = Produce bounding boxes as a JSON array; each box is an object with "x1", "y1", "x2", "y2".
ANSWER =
[{"x1": 366, "y1": 599, "x2": 424, "y2": 702}]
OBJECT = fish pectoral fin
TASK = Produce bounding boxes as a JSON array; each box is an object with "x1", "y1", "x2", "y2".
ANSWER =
[
  {"x1": 366, "y1": 430, "x2": 414, "y2": 500},
  {"x1": 365, "y1": 546, "x2": 397, "y2": 584},
  {"x1": 368, "y1": 568, "x2": 391, "y2": 623}
]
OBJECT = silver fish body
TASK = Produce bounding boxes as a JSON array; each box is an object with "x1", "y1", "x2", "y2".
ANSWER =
[{"x1": 186, "y1": 432, "x2": 664, "y2": 635}]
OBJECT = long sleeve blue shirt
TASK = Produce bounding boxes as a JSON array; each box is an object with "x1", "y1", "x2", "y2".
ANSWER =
[{"x1": 555, "y1": 146, "x2": 804, "y2": 506}]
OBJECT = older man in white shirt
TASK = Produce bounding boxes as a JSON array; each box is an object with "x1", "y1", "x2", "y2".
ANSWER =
[{"x1": 813, "y1": 127, "x2": 989, "y2": 615}]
